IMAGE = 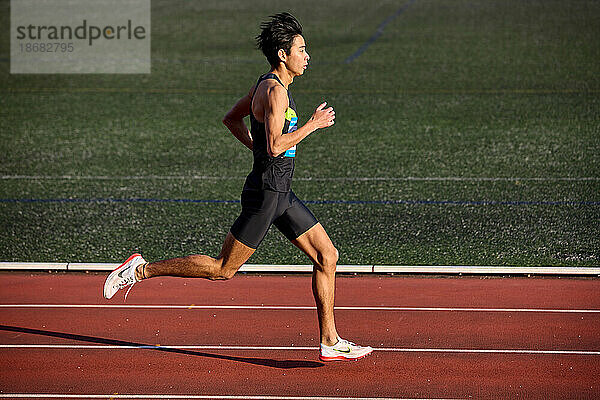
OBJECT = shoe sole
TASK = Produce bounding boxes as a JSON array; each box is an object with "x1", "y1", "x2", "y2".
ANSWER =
[
  {"x1": 319, "y1": 350, "x2": 373, "y2": 362},
  {"x1": 103, "y1": 253, "x2": 141, "y2": 299}
]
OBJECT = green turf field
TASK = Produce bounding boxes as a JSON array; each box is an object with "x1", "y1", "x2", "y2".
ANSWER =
[{"x1": 1, "y1": 0, "x2": 598, "y2": 266}]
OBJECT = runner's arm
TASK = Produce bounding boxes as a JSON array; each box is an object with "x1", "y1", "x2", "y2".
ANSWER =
[
  {"x1": 222, "y1": 86, "x2": 255, "y2": 151},
  {"x1": 265, "y1": 85, "x2": 335, "y2": 157}
]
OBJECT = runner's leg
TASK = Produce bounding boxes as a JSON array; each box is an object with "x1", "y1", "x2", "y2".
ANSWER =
[
  {"x1": 291, "y1": 223, "x2": 339, "y2": 346},
  {"x1": 139, "y1": 232, "x2": 255, "y2": 280}
]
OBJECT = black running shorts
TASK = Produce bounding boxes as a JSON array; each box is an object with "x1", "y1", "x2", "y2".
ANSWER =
[{"x1": 230, "y1": 189, "x2": 318, "y2": 249}]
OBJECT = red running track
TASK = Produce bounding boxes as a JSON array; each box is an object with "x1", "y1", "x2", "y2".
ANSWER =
[{"x1": 0, "y1": 272, "x2": 599, "y2": 399}]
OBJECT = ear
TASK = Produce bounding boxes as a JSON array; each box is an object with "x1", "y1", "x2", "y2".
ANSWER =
[{"x1": 277, "y1": 48, "x2": 287, "y2": 63}]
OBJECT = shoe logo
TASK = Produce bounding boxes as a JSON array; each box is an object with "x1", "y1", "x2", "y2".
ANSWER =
[
  {"x1": 333, "y1": 346, "x2": 352, "y2": 354},
  {"x1": 117, "y1": 267, "x2": 128, "y2": 278}
]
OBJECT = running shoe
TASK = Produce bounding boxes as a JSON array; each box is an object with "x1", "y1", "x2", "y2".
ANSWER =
[
  {"x1": 319, "y1": 337, "x2": 373, "y2": 361},
  {"x1": 103, "y1": 253, "x2": 146, "y2": 300}
]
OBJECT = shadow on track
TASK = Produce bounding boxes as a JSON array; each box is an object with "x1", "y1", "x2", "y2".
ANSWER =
[{"x1": 0, "y1": 324, "x2": 324, "y2": 369}]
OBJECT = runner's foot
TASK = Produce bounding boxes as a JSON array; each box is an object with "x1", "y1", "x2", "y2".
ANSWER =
[
  {"x1": 103, "y1": 253, "x2": 146, "y2": 300},
  {"x1": 319, "y1": 337, "x2": 373, "y2": 361}
]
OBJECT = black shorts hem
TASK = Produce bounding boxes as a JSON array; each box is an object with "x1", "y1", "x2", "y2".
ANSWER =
[
  {"x1": 229, "y1": 230, "x2": 259, "y2": 250},
  {"x1": 287, "y1": 220, "x2": 318, "y2": 242}
]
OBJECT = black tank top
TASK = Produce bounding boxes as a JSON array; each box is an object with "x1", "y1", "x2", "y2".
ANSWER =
[{"x1": 245, "y1": 73, "x2": 298, "y2": 192}]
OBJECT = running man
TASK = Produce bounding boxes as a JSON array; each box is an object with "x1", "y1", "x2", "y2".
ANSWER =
[{"x1": 104, "y1": 12, "x2": 372, "y2": 362}]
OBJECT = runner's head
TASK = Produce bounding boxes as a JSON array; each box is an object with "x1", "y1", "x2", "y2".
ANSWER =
[{"x1": 256, "y1": 12, "x2": 308, "y2": 74}]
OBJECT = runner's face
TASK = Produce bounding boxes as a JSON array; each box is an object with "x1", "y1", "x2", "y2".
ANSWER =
[{"x1": 284, "y1": 35, "x2": 310, "y2": 76}]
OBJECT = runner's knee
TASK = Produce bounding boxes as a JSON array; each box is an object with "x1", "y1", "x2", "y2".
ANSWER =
[
  {"x1": 210, "y1": 269, "x2": 236, "y2": 280},
  {"x1": 209, "y1": 260, "x2": 240, "y2": 280},
  {"x1": 316, "y1": 246, "x2": 338, "y2": 272}
]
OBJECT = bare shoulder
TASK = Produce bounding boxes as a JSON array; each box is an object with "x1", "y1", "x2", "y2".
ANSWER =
[
  {"x1": 255, "y1": 79, "x2": 286, "y2": 102},
  {"x1": 251, "y1": 78, "x2": 288, "y2": 122}
]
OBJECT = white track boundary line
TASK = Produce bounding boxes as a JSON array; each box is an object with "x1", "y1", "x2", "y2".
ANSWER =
[
  {"x1": 0, "y1": 344, "x2": 598, "y2": 355},
  {"x1": 2, "y1": 262, "x2": 600, "y2": 275},
  {"x1": 0, "y1": 395, "x2": 455, "y2": 400},
  {"x1": 2, "y1": 174, "x2": 599, "y2": 182},
  {"x1": 1, "y1": 304, "x2": 599, "y2": 313}
]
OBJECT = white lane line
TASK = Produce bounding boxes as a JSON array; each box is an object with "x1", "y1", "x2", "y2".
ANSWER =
[
  {"x1": 381, "y1": 348, "x2": 600, "y2": 355},
  {"x1": 0, "y1": 345, "x2": 598, "y2": 355},
  {"x1": 0, "y1": 395, "x2": 458, "y2": 400},
  {"x1": 1, "y1": 175, "x2": 598, "y2": 182},
  {"x1": 0, "y1": 304, "x2": 599, "y2": 313}
]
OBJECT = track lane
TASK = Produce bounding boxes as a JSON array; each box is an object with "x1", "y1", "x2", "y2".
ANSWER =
[
  {"x1": 0, "y1": 308, "x2": 598, "y2": 351},
  {"x1": 1, "y1": 273, "x2": 599, "y2": 398},
  {"x1": 1, "y1": 273, "x2": 600, "y2": 309},
  {"x1": 1, "y1": 348, "x2": 598, "y2": 399}
]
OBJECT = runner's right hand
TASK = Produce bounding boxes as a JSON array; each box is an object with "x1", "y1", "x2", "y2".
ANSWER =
[{"x1": 310, "y1": 102, "x2": 335, "y2": 129}]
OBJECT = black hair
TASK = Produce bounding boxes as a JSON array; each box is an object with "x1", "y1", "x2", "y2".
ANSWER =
[{"x1": 256, "y1": 12, "x2": 303, "y2": 68}]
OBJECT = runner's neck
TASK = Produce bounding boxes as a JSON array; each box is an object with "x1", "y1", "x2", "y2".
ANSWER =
[{"x1": 270, "y1": 67, "x2": 293, "y2": 89}]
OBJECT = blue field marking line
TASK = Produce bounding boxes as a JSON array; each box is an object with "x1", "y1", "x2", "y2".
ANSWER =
[
  {"x1": 345, "y1": 0, "x2": 417, "y2": 63},
  {"x1": 306, "y1": 200, "x2": 600, "y2": 206},
  {"x1": 0, "y1": 198, "x2": 598, "y2": 206},
  {"x1": 0, "y1": 198, "x2": 237, "y2": 204}
]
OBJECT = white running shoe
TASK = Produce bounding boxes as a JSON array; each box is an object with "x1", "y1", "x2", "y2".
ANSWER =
[
  {"x1": 319, "y1": 337, "x2": 373, "y2": 361},
  {"x1": 103, "y1": 253, "x2": 146, "y2": 300}
]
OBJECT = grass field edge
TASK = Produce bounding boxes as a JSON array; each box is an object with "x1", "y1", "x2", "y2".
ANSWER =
[{"x1": 1, "y1": 262, "x2": 599, "y2": 276}]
